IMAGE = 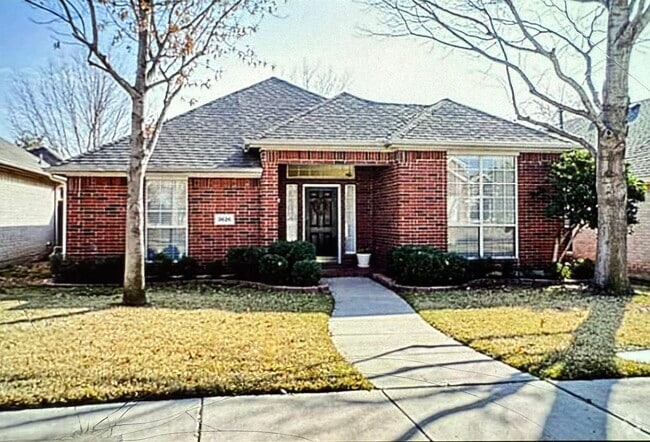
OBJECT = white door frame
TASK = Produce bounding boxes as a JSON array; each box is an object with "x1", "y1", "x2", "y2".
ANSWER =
[{"x1": 302, "y1": 184, "x2": 342, "y2": 264}]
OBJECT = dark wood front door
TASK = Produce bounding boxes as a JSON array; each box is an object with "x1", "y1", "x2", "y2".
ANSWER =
[{"x1": 305, "y1": 187, "x2": 338, "y2": 258}]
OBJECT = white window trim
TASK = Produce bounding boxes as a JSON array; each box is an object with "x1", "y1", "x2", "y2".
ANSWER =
[
  {"x1": 302, "y1": 184, "x2": 342, "y2": 264},
  {"x1": 145, "y1": 177, "x2": 189, "y2": 261},
  {"x1": 344, "y1": 184, "x2": 357, "y2": 254},
  {"x1": 448, "y1": 155, "x2": 519, "y2": 259},
  {"x1": 286, "y1": 184, "x2": 298, "y2": 241}
]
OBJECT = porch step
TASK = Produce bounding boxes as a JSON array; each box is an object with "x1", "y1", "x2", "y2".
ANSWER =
[{"x1": 321, "y1": 265, "x2": 374, "y2": 278}]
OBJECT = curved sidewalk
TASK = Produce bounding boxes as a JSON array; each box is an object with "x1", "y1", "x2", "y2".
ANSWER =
[{"x1": 328, "y1": 277, "x2": 650, "y2": 441}]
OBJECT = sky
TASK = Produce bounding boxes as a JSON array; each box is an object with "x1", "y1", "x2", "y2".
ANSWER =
[{"x1": 1, "y1": 0, "x2": 649, "y2": 142}]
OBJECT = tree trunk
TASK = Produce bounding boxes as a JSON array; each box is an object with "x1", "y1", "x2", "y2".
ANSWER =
[
  {"x1": 123, "y1": 92, "x2": 148, "y2": 305},
  {"x1": 122, "y1": 4, "x2": 151, "y2": 305},
  {"x1": 594, "y1": 1, "x2": 632, "y2": 294}
]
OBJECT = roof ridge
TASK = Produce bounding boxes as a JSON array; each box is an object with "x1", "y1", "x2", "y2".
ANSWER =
[
  {"x1": 58, "y1": 76, "x2": 324, "y2": 165},
  {"x1": 389, "y1": 100, "x2": 448, "y2": 140},
  {"x1": 434, "y1": 98, "x2": 568, "y2": 142},
  {"x1": 249, "y1": 93, "x2": 340, "y2": 142}
]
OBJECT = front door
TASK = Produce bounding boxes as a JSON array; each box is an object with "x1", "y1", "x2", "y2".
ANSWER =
[{"x1": 305, "y1": 187, "x2": 338, "y2": 259}]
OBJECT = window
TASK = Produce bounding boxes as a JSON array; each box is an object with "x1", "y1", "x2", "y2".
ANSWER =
[
  {"x1": 447, "y1": 155, "x2": 517, "y2": 258},
  {"x1": 286, "y1": 184, "x2": 298, "y2": 241},
  {"x1": 287, "y1": 164, "x2": 355, "y2": 179},
  {"x1": 344, "y1": 184, "x2": 356, "y2": 253},
  {"x1": 146, "y1": 179, "x2": 187, "y2": 260}
]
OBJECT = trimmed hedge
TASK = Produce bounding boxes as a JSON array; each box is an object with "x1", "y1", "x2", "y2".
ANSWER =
[
  {"x1": 259, "y1": 254, "x2": 290, "y2": 285},
  {"x1": 225, "y1": 246, "x2": 268, "y2": 281},
  {"x1": 50, "y1": 253, "x2": 202, "y2": 283},
  {"x1": 268, "y1": 241, "x2": 316, "y2": 267},
  {"x1": 387, "y1": 245, "x2": 470, "y2": 286},
  {"x1": 226, "y1": 241, "x2": 322, "y2": 286},
  {"x1": 291, "y1": 259, "x2": 323, "y2": 286}
]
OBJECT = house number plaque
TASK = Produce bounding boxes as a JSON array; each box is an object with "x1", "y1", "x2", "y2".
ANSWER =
[{"x1": 214, "y1": 214, "x2": 235, "y2": 225}]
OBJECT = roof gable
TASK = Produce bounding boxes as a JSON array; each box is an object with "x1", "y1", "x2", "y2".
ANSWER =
[
  {"x1": 252, "y1": 95, "x2": 569, "y2": 148},
  {"x1": 0, "y1": 137, "x2": 48, "y2": 175},
  {"x1": 53, "y1": 77, "x2": 324, "y2": 172}
]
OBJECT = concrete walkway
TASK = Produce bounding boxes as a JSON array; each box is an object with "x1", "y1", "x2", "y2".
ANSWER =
[
  {"x1": 0, "y1": 277, "x2": 648, "y2": 441},
  {"x1": 327, "y1": 277, "x2": 650, "y2": 441}
]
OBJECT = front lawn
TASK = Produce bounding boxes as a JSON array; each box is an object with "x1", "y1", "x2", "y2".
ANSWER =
[
  {"x1": 404, "y1": 285, "x2": 650, "y2": 379},
  {"x1": 0, "y1": 284, "x2": 370, "y2": 409}
]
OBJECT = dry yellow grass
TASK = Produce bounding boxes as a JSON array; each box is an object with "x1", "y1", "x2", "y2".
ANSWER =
[
  {"x1": 404, "y1": 285, "x2": 650, "y2": 379},
  {"x1": 0, "y1": 285, "x2": 370, "y2": 409}
]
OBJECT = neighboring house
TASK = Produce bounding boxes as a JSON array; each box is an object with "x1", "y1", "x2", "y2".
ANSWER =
[
  {"x1": 50, "y1": 77, "x2": 572, "y2": 268},
  {"x1": 0, "y1": 138, "x2": 64, "y2": 268},
  {"x1": 25, "y1": 145, "x2": 63, "y2": 167},
  {"x1": 571, "y1": 98, "x2": 650, "y2": 277}
]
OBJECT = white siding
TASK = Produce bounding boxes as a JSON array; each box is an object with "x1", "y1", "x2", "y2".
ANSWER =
[{"x1": 0, "y1": 171, "x2": 57, "y2": 267}]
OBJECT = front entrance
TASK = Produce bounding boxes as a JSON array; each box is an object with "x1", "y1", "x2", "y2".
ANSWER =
[{"x1": 304, "y1": 186, "x2": 339, "y2": 261}]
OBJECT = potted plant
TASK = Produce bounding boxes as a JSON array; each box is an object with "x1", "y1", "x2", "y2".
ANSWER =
[{"x1": 356, "y1": 248, "x2": 372, "y2": 268}]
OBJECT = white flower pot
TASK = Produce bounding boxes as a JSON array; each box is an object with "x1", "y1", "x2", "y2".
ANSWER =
[{"x1": 357, "y1": 253, "x2": 371, "y2": 268}]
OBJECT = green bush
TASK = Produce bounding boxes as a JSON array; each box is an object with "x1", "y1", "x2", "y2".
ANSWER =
[
  {"x1": 205, "y1": 260, "x2": 224, "y2": 278},
  {"x1": 146, "y1": 253, "x2": 174, "y2": 281},
  {"x1": 259, "y1": 254, "x2": 290, "y2": 285},
  {"x1": 173, "y1": 256, "x2": 200, "y2": 280},
  {"x1": 572, "y1": 258, "x2": 595, "y2": 279},
  {"x1": 49, "y1": 254, "x2": 124, "y2": 284},
  {"x1": 226, "y1": 246, "x2": 268, "y2": 281},
  {"x1": 467, "y1": 257, "x2": 495, "y2": 280},
  {"x1": 443, "y1": 253, "x2": 470, "y2": 284},
  {"x1": 291, "y1": 260, "x2": 322, "y2": 286},
  {"x1": 268, "y1": 241, "x2": 316, "y2": 267},
  {"x1": 387, "y1": 245, "x2": 470, "y2": 286}
]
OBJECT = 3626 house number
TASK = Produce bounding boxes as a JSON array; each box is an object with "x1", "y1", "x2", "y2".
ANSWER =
[{"x1": 214, "y1": 214, "x2": 235, "y2": 225}]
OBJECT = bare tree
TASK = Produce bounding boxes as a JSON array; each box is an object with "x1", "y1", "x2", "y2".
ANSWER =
[
  {"x1": 27, "y1": 0, "x2": 277, "y2": 305},
  {"x1": 287, "y1": 58, "x2": 352, "y2": 96},
  {"x1": 8, "y1": 54, "x2": 129, "y2": 158},
  {"x1": 367, "y1": 0, "x2": 650, "y2": 294}
]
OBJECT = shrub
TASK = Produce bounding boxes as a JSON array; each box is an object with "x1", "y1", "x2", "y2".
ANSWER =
[
  {"x1": 572, "y1": 258, "x2": 595, "y2": 280},
  {"x1": 442, "y1": 253, "x2": 469, "y2": 284},
  {"x1": 554, "y1": 262, "x2": 573, "y2": 280},
  {"x1": 387, "y1": 245, "x2": 440, "y2": 278},
  {"x1": 268, "y1": 241, "x2": 316, "y2": 267},
  {"x1": 291, "y1": 259, "x2": 322, "y2": 286},
  {"x1": 226, "y1": 246, "x2": 268, "y2": 281},
  {"x1": 259, "y1": 254, "x2": 290, "y2": 285},
  {"x1": 205, "y1": 260, "x2": 224, "y2": 278},
  {"x1": 146, "y1": 253, "x2": 174, "y2": 281},
  {"x1": 49, "y1": 254, "x2": 124, "y2": 283},
  {"x1": 173, "y1": 256, "x2": 200, "y2": 280},
  {"x1": 467, "y1": 257, "x2": 495, "y2": 280}
]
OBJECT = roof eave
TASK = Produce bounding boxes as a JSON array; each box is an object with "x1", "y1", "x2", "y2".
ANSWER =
[
  {"x1": 52, "y1": 167, "x2": 263, "y2": 179},
  {"x1": 247, "y1": 138, "x2": 575, "y2": 152}
]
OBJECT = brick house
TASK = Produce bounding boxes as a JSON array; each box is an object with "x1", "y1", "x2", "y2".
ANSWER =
[
  {"x1": 0, "y1": 138, "x2": 64, "y2": 267},
  {"x1": 572, "y1": 98, "x2": 650, "y2": 278},
  {"x1": 50, "y1": 78, "x2": 571, "y2": 269}
]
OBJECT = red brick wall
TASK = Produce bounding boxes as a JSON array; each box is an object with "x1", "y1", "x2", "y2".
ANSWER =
[
  {"x1": 518, "y1": 152, "x2": 562, "y2": 266},
  {"x1": 188, "y1": 177, "x2": 261, "y2": 263},
  {"x1": 574, "y1": 186, "x2": 650, "y2": 277},
  {"x1": 66, "y1": 176, "x2": 127, "y2": 258},
  {"x1": 372, "y1": 151, "x2": 447, "y2": 266}
]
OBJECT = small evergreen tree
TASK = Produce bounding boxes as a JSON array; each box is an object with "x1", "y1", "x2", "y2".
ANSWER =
[{"x1": 544, "y1": 149, "x2": 645, "y2": 262}]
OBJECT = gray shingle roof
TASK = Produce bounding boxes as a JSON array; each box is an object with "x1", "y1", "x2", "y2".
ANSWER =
[
  {"x1": 0, "y1": 137, "x2": 50, "y2": 176},
  {"x1": 253, "y1": 93, "x2": 426, "y2": 142},
  {"x1": 566, "y1": 98, "x2": 650, "y2": 178},
  {"x1": 53, "y1": 78, "x2": 572, "y2": 174},
  {"x1": 52, "y1": 77, "x2": 324, "y2": 172},
  {"x1": 252, "y1": 95, "x2": 570, "y2": 147}
]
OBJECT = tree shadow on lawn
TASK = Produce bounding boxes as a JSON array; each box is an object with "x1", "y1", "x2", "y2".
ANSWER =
[
  {"x1": 0, "y1": 283, "x2": 331, "y2": 323},
  {"x1": 405, "y1": 286, "x2": 650, "y2": 379}
]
